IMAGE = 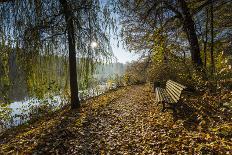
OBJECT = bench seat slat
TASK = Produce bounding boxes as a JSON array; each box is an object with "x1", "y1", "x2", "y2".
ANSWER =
[
  {"x1": 166, "y1": 84, "x2": 182, "y2": 97},
  {"x1": 166, "y1": 82, "x2": 183, "y2": 93},
  {"x1": 155, "y1": 87, "x2": 162, "y2": 102},
  {"x1": 166, "y1": 87, "x2": 179, "y2": 102},
  {"x1": 167, "y1": 80, "x2": 186, "y2": 90},
  {"x1": 155, "y1": 87, "x2": 160, "y2": 102},
  {"x1": 162, "y1": 89, "x2": 175, "y2": 103},
  {"x1": 166, "y1": 80, "x2": 186, "y2": 98},
  {"x1": 160, "y1": 88, "x2": 165, "y2": 101},
  {"x1": 158, "y1": 88, "x2": 163, "y2": 102},
  {"x1": 156, "y1": 87, "x2": 174, "y2": 103},
  {"x1": 155, "y1": 80, "x2": 186, "y2": 107},
  {"x1": 166, "y1": 84, "x2": 183, "y2": 101},
  {"x1": 166, "y1": 82, "x2": 184, "y2": 95},
  {"x1": 155, "y1": 88, "x2": 159, "y2": 102}
]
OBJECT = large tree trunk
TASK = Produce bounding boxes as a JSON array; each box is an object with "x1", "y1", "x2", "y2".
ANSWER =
[
  {"x1": 60, "y1": 0, "x2": 80, "y2": 109},
  {"x1": 179, "y1": 0, "x2": 203, "y2": 67}
]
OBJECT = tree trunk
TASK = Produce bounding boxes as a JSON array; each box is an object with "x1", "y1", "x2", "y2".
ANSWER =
[
  {"x1": 60, "y1": 0, "x2": 80, "y2": 109},
  {"x1": 179, "y1": 0, "x2": 203, "y2": 67},
  {"x1": 203, "y1": 7, "x2": 209, "y2": 67},
  {"x1": 210, "y1": 0, "x2": 215, "y2": 74}
]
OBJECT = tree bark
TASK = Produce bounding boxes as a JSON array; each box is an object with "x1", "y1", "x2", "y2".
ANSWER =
[
  {"x1": 60, "y1": 0, "x2": 80, "y2": 109},
  {"x1": 178, "y1": 0, "x2": 203, "y2": 67},
  {"x1": 210, "y1": 0, "x2": 215, "y2": 74},
  {"x1": 203, "y1": 8, "x2": 209, "y2": 67}
]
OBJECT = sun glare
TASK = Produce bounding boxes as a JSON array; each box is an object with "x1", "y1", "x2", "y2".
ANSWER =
[{"x1": 91, "y1": 41, "x2": 98, "y2": 48}]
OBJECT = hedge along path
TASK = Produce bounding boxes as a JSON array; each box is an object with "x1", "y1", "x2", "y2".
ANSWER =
[{"x1": 0, "y1": 85, "x2": 231, "y2": 154}]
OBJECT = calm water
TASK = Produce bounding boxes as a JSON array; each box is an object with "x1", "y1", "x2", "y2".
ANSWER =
[
  {"x1": 0, "y1": 84, "x2": 112, "y2": 132},
  {"x1": 9, "y1": 96, "x2": 62, "y2": 125}
]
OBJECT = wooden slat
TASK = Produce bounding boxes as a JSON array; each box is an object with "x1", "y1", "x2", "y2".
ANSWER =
[
  {"x1": 167, "y1": 80, "x2": 185, "y2": 89},
  {"x1": 155, "y1": 88, "x2": 160, "y2": 102},
  {"x1": 162, "y1": 89, "x2": 175, "y2": 103},
  {"x1": 156, "y1": 87, "x2": 163, "y2": 102},
  {"x1": 167, "y1": 82, "x2": 182, "y2": 94},
  {"x1": 155, "y1": 88, "x2": 158, "y2": 102},
  {"x1": 161, "y1": 89, "x2": 169, "y2": 103},
  {"x1": 155, "y1": 80, "x2": 186, "y2": 104},
  {"x1": 159, "y1": 88, "x2": 165, "y2": 102},
  {"x1": 166, "y1": 83, "x2": 183, "y2": 100},
  {"x1": 167, "y1": 81, "x2": 183, "y2": 93},
  {"x1": 159, "y1": 88, "x2": 167, "y2": 103},
  {"x1": 166, "y1": 83, "x2": 182, "y2": 96},
  {"x1": 166, "y1": 80, "x2": 186, "y2": 103},
  {"x1": 158, "y1": 88, "x2": 162, "y2": 102},
  {"x1": 166, "y1": 86, "x2": 179, "y2": 102},
  {"x1": 166, "y1": 81, "x2": 185, "y2": 97},
  {"x1": 167, "y1": 80, "x2": 186, "y2": 89}
]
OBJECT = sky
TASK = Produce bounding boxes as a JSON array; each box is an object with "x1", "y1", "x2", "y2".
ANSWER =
[
  {"x1": 110, "y1": 36, "x2": 139, "y2": 64},
  {"x1": 98, "y1": 0, "x2": 139, "y2": 64}
]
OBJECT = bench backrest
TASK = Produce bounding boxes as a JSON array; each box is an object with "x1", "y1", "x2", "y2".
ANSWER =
[{"x1": 165, "y1": 80, "x2": 186, "y2": 102}]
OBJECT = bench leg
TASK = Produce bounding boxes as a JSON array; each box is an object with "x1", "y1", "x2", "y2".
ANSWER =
[
  {"x1": 173, "y1": 105, "x2": 177, "y2": 115},
  {"x1": 162, "y1": 101, "x2": 166, "y2": 112},
  {"x1": 162, "y1": 103, "x2": 178, "y2": 114}
]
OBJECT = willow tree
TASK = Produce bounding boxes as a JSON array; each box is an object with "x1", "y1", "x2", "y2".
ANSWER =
[
  {"x1": 0, "y1": 0, "x2": 113, "y2": 108},
  {"x1": 59, "y1": 0, "x2": 80, "y2": 108}
]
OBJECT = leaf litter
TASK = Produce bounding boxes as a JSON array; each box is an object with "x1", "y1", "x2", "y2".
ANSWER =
[{"x1": 0, "y1": 85, "x2": 231, "y2": 154}]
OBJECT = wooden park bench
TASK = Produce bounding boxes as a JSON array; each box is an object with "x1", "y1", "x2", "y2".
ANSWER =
[{"x1": 155, "y1": 80, "x2": 187, "y2": 112}]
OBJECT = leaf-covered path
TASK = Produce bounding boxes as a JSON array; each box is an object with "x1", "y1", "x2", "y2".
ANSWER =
[
  {"x1": 77, "y1": 85, "x2": 166, "y2": 154},
  {"x1": 0, "y1": 85, "x2": 231, "y2": 154}
]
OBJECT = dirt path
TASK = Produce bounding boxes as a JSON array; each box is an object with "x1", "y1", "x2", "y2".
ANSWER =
[
  {"x1": 63, "y1": 85, "x2": 176, "y2": 154},
  {"x1": 0, "y1": 85, "x2": 230, "y2": 154}
]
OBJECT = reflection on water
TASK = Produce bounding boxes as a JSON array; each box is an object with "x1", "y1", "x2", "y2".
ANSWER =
[
  {"x1": 0, "y1": 83, "x2": 114, "y2": 132},
  {"x1": 9, "y1": 96, "x2": 63, "y2": 126}
]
